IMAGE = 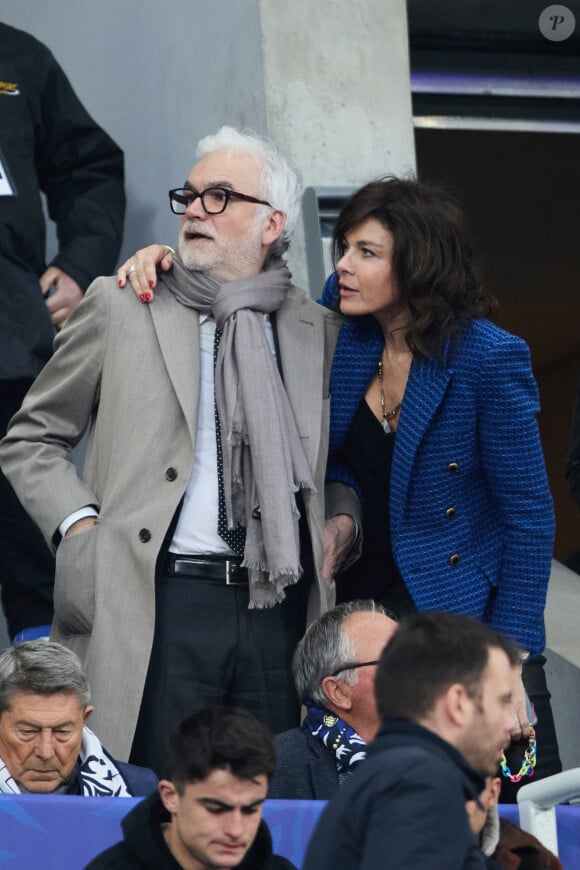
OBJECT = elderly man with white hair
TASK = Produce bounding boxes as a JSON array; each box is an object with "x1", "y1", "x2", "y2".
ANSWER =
[{"x1": 1, "y1": 127, "x2": 360, "y2": 774}]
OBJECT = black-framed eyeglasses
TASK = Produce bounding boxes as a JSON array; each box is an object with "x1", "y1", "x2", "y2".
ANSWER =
[
  {"x1": 329, "y1": 659, "x2": 381, "y2": 678},
  {"x1": 168, "y1": 186, "x2": 272, "y2": 216}
]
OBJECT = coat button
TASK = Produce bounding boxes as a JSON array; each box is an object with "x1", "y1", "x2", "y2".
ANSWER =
[
  {"x1": 447, "y1": 462, "x2": 459, "y2": 472},
  {"x1": 449, "y1": 553, "x2": 460, "y2": 566},
  {"x1": 165, "y1": 467, "x2": 178, "y2": 481},
  {"x1": 139, "y1": 528, "x2": 151, "y2": 543},
  {"x1": 445, "y1": 507, "x2": 456, "y2": 519}
]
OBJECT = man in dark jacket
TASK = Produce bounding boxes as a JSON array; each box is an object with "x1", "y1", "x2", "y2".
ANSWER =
[
  {"x1": 303, "y1": 612, "x2": 521, "y2": 870},
  {"x1": 268, "y1": 600, "x2": 398, "y2": 799},
  {"x1": 86, "y1": 706, "x2": 295, "y2": 870},
  {"x1": 0, "y1": 22, "x2": 125, "y2": 639},
  {"x1": 0, "y1": 641, "x2": 155, "y2": 796}
]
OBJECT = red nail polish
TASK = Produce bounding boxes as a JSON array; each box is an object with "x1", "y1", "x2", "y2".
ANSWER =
[
  {"x1": 118, "y1": 279, "x2": 123, "y2": 287},
  {"x1": 144, "y1": 293, "x2": 153, "y2": 302},
  {"x1": 149, "y1": 281, "x2": 154, "y2": 289},
  {"x1": 139, "y1": 294, "x2": 148, "y2": 303}
]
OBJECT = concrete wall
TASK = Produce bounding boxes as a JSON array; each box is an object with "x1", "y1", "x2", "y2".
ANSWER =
[
  {"x1": 259, "y1": 0, "x2": 416, "y2": 287},
  {"x1": 2, "y1": 0, "x2": 414, "y2": 290},
  {"x1": 545, "y1": 561, "x2": 580, "y2": 771},
  {"x1": 2, "y1": 0, "x2": 268, "y2": 264}
]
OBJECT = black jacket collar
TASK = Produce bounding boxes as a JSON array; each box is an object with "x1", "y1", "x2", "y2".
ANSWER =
[
  {"x1": 122, "y1": 792, "x2": 281, "y2": 869},
  {"x1": 369, "y1": 718, "x2": 486, "y2": 801}
]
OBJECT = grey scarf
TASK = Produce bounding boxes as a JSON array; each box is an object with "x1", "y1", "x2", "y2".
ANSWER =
[{"x1": 160, "y1": 254, "x2": 316, "y2": 608}]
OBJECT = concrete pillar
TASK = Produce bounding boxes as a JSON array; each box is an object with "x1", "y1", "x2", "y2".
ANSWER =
[
  {"x1": 259, "y1": 0, "x2": 416, "y2": 290},
  {"x1": 544, "y1": 561, "x2": 580, "y2": 770}
]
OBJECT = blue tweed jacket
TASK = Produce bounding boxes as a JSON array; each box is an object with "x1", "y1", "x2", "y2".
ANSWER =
[{"x1": 320, "y1": 274, "x2": 554, "y2": 657}]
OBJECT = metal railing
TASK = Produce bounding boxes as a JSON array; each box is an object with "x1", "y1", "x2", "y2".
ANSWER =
[{"x1": 517, "y1": 767, "x2": 580, "y2": 855}]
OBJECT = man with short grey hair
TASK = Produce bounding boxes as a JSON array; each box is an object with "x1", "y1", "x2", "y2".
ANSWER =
[
  {"x1": 1, "y1": 126, "x2": 360, "y2": 774},
  {"x1": 268, "y1": 600, "x2": 398, "y2": 799},
  {"x1": 0, "y1": 641, "x2": 156, "y2": 795},
  {"x1": 303, "y1": 612, "x2": 520, "y2": 870}
]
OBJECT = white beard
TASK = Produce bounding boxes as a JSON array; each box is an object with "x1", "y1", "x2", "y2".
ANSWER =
[{"x1": 178, "y1": 218, "x2": 265, "y2": 281}]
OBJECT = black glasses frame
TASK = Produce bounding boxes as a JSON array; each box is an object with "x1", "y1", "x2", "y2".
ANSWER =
[
  {"x1": 329, "y1": 659, "x2": 381, "y2": 678},
  {"x1": 168, "y1": 185, "x2": 272, "y2": 215}
]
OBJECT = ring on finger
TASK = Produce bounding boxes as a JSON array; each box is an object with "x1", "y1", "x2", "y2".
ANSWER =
[{"x1": 126, "y1": 264, "x2": 137, "y2": 275}]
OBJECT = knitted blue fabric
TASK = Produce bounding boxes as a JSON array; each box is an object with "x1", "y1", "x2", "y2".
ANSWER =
[
  {"x1": 320, "y1": 273, "x2": 383, "y2": 497},
  {"x1": 319, "y1": 272, "x2": 554, "y2": 657}
]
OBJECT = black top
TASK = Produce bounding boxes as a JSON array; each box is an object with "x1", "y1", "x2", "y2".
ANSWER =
[{"x1": 337, "y1": 399, "x2": 416, "y2": 617}]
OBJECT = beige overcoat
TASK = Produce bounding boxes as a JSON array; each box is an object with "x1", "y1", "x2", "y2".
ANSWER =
[{"x1": 0, "y1": 277, "x2": 359, "y2": 760}]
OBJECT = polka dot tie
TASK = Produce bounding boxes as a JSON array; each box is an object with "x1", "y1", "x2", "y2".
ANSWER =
[{"x1": 214, "y1": 326, "x2": 246, "y2": 555}]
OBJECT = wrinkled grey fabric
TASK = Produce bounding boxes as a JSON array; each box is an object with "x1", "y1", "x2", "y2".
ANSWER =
[{"x1": 161, "y1": 254, "x2": 316, "y2": 607}]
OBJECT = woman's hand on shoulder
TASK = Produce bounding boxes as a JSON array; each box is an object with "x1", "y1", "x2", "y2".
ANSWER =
[{"x1": 117, "y1": 244, "x2": 174, "y2": 302}]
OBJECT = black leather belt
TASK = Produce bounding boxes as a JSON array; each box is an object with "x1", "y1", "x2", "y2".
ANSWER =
[{"x1": 165, "y1": 554, "x2": 248, "y2": 586}]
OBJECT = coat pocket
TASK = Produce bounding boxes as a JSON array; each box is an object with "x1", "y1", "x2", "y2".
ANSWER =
[{"x1": 54, "y1": 523, "x2": 98, "y2": 635}]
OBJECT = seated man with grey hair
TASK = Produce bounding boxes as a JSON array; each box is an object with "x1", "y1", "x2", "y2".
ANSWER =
[
  {"x1": 0, "y1": 641, "x2": 157, "y2": 796},
  {"x1": 268, "y1": 600, "x2": 398, "y2": 799}
]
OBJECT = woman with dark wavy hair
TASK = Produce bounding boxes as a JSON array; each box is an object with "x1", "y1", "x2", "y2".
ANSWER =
[
  {"x1": 321, "y1": 176, "x2": 559, "y2": 793},
  {"x1": 322, "y1": 177, "x2": 551, "y2": 630}
]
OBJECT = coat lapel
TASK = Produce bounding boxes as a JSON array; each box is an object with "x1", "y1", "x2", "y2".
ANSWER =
[
  {"x1": 276, "y1": 288, "x2": 324, "y2": 472},
  {"x1": 149, "y1": 292, "x2": 200, "y2": 444},
  {"x1": 390, "y1": 355, "x2": 452, "y2": 534}
]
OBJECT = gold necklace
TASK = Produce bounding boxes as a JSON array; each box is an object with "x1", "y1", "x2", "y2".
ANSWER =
[{"x1": 377, "y1": 360, "x2": 402, "y2": 433}]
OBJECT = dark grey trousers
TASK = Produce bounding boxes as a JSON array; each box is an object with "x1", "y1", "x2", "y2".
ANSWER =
[{"x1": 130, "y1": 567, "x2": 308, "y2": 776}]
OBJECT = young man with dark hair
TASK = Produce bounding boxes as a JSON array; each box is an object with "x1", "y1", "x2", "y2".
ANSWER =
[
  {"x1": 303, "y1": 612, "x2": 521, "y2": 870},
  {"x1": 87, "y1": 707, "x2": 295, "y2": 870}
]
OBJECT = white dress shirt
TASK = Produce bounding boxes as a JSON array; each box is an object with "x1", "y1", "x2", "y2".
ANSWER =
[{"x1": 60, "y1": 314, "x2": 277, "y2": 555}]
